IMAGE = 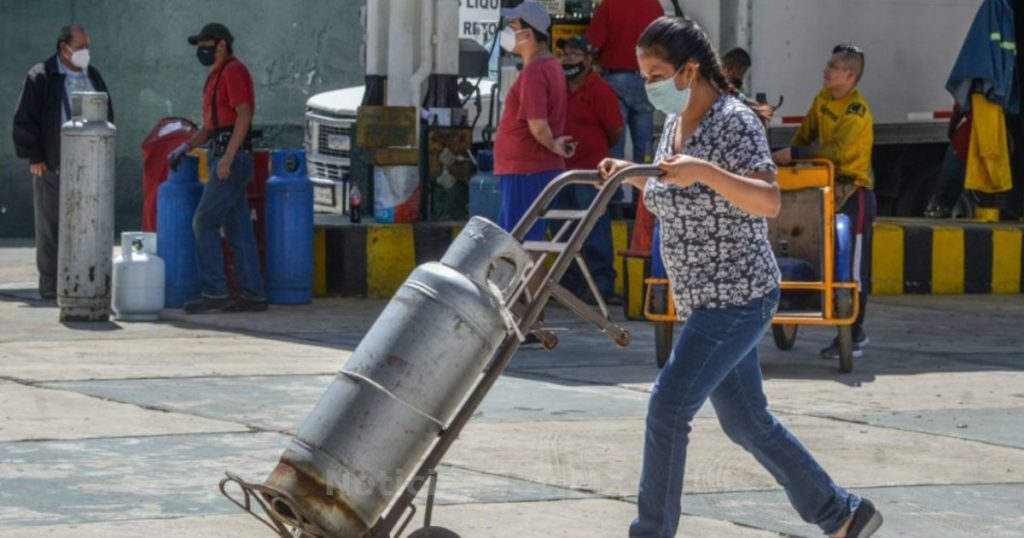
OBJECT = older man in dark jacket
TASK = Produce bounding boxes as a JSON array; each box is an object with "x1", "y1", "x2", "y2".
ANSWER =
[{"x1": 12, "y1": 24, "x2": 113, "y2": 299}]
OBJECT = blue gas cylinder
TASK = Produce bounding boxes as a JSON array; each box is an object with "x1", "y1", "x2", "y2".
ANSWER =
[
  {"x1": 157, "y1": 155, "x2": 203, "y2": 308},
  {"x1": 834, "y1": 214, "x2": 852, "y2": 281},
  {"x1": 776, "y1": 250, "x2": 817, "y2": 312},
  {"x1": 265, "y1": 149, "x2": 313, "y2": 304},
  {"x1": 469, "y1": 149, "x2": 500, "y2": 224}
]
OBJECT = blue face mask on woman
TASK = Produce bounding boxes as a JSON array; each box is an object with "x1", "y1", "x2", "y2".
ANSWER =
[{"x1": 645, "y1": 65, "x2": 691, "y2": 115}]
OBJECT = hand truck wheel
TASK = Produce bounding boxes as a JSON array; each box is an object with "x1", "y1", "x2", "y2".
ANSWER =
[
  {"x1": 407, "y1": 527, "x2": 461, "y2": 538},
  {"x1": 772, "y1": 324, "x2": 799, "y2": 350},
  {"x1": 655, "y1": 321, "x2": 674, "y2": 368}
]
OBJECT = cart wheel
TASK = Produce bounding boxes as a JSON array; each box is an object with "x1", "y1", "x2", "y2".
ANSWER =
[
  {"x1": 655, "y1": 321, "x2": 674, "y2": 368},
  {"x1": 771, "y1": 324, "x2": 799, "y2": 350},
  {"x1": 836, "y1": 292, "x2": 854, "y2": 373},
  {"x1": 613, "y1": 329, "x2": 632, "y2": 348},
  {"x1": 408, "y1": 526, "x2": 461, "y2": 538}
]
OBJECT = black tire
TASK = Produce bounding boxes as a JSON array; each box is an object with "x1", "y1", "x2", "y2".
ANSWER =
[
  {"x1": 408, "y1": 527, "x2": 461, "y2": 538},
  {"x1": 836, "y1": 292, "x2": 854, "y2": 373},
  {"x1": 655, "y1": 321, "x2": 674, "y2": 368},
  {"x1": 772, "y1": 324, "x2": 799, "y2": 350}
]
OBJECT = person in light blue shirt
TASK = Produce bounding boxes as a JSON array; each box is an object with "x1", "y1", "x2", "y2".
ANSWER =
[{"x1": 55, "y1": 54, "x2": 95, "y2": 123}]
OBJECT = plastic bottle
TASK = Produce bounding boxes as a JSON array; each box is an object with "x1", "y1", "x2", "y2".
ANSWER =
[{"x1": 349, "y1": 184, "x2": 362, "y2": 224}]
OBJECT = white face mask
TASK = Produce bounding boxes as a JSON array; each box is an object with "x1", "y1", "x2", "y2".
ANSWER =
[
  {"x1": 69, "y1": 48, "x2": 90, "y2": 70},
  {"x1": 499, "y1": 27, "x2": 526, "y2": 53},
  {"x1": 644, "y1": 65, "x2": 691, "y2": 115}
]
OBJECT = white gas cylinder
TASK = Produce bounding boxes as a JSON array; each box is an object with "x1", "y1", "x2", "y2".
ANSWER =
[{"x1": 112, "y1": 232, "x2": 165, "y2": 321}]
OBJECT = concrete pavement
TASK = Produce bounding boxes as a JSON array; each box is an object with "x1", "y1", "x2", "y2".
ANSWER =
[{"x1": 1, "y1": 241, "x2": 1022, "y2": 537}]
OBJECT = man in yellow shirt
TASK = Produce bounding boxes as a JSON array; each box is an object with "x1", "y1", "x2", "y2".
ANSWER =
[{"x1": 774, "y1": 43, "x2": 875, "y2": 361}]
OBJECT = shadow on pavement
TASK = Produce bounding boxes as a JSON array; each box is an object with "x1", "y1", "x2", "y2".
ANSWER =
[
  {"x1": 0, "y1": 288, "x2": 54, "y2": 308},
  {"x1": 499, "y1": 295, "x2": 1024, "y2": 389},
  {"x1": 155, "y1": 297, "x2": 387, "y2": 353},
  {"x1": 14, "y1": 284, "x2": 1015, "y2": 390}
]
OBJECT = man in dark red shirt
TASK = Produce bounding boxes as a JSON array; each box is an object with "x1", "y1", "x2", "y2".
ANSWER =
[
  {"x1": 558, "y1": 35, "x2": 623, "y2": 302},
  {"x1": 494, "y1": 1, "x2": 573, "y2": 240},
  {"x1": 586, "y1": 0, "x2": 664, "y2": 162},
  {"x1": 167, "y1": 23, "x2": 266, "y2": 314}
]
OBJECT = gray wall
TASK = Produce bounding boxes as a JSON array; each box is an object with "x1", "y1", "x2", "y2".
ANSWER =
[{"x1": 0, "y1": 0, "x2": 364, "y2": 237}]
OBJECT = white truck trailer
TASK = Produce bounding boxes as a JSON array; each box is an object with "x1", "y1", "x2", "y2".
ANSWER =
[{"x1": 710, "y1": 0, "x2": 982, "y2": 215}]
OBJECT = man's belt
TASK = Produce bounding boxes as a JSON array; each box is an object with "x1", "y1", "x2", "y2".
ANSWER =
[{"x1": 207, "y1": 128, "x2": 252, "y2": 157}]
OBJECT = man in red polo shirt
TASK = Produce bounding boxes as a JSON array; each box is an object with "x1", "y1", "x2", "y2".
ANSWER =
[
  {"x1": 586, "y1": 0, "x2": 664, "y2": 162},
  {"x1": 167, "y1": 23, "x2": 266, "y2": 314},
  {"x1": 558, "y1": 35, "x2": 623, "y2": 303},
  {"x1": 494, "y1": 1, "x2": 573, "y2": 240}
]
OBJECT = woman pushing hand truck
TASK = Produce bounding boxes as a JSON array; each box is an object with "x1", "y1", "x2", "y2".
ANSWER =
[{"x1": 597, "y1": 17, "x2": 882, "y2": 538}]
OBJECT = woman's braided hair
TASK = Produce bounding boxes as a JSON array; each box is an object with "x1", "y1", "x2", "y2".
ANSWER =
[{"x1": 637, "y1": 16, "x2": 736, "y2": 96}]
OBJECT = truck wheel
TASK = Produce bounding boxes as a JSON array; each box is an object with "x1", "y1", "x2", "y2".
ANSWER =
[
  {"x1": 655, "y1": 321, "x2": 674, "y2": 368},
  {"x1": 772, "y1": 324, "x2": 799, "y2": 350}
]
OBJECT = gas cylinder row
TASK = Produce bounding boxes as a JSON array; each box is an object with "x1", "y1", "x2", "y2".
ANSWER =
[
  {"x1": 57, "y1": 92, "x2": 315, "y2": 321},
  {"x1": 156, "y1": 148, "x2": 315, "y2": 310}
]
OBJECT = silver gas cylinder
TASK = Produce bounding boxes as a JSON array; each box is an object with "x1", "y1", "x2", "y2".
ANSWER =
[
  {"x1": 263, "y1": 217, "x2": 531, "y2": 536},
  {"x1": 57, "y1": 92, "x2": 116, "y2": 321}
]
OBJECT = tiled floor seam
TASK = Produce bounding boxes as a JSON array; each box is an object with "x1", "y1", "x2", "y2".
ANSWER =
[
  {"x1": 792, "y1": 411, "x2": 1024, "y2": 451},
  {"x1": 2, "y1": 378, "x2": 280, "y2": 437},
  {"x1": 0, "y1": 429, "x2": 265, "y2": 444},
  {"x1": 511, "y1": 370, "x2": 1024, "y2": 451},
  {"x1": 31, "y1": 372, "x2": 339, "y2": 384},
  {"x1": 678, "y1": 481, "x2": 1024, "y2": 496}
]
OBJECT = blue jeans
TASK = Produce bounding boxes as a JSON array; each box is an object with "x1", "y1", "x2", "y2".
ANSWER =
[
  {"x1": 605, "y1": 72, "x2": 655, "y2": 163},
  {"x1": 498, "y1": 169, "x2": 561, "y2": 241},
  {"x1": 630, "y1": 288, "x2": 857, "y2": 537},
  {"x1": 556, "y1": 184, "x2": 615, "y2": 297},
  {"x1": 651, "y1": 220, "x2": 665, "y2": 278},
  {"x1": 192, "y1": 152, "x2": 266, "y2": 300}
]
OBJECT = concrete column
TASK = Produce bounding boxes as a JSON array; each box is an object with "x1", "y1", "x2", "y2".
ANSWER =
[{"x1": 386, "y1": 0, "x2": 419, "y2": 106}]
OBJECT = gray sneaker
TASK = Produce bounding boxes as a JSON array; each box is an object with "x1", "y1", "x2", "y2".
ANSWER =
[{"x1": 820, "y1": 332, "x2": 869, "y2": 360}]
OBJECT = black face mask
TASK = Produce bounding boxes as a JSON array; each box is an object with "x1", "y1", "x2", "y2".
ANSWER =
[
  {"x1": 563, "y1": 62, "x2": 585, "y2": 79},
  {"x1": 732, "y1": 78, "x2": 744, "y2": 89},
  {"x1": 196, "y1": 45, "x2": 217, "y2": 66}
]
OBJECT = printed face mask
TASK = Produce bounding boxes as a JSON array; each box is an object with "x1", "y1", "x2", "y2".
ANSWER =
[{"x1": 563, "y1": 62, "x2": 584, "y2": 78}]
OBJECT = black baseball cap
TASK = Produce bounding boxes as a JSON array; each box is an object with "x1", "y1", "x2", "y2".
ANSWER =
[
  {"x1": 556, "y1": 35, "x2": 593, "y2": 54},
  {"x1": 188, "y1": 23, "x2": 233, "y2": 46}
]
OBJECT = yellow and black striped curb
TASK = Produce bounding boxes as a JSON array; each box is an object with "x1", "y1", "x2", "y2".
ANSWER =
[
  {"x1": 313, "y1": 221, "x2": 632, "y2": 299},
  {"x1": 871, "y1": 219, "x2": 1023, "y2": 295},
  {"x1": 617, "y1": 218, "x2": 1024, "y2": 320},
  {"x1": 313, "y1": 218, "x2": 1023, "y2": 302}
]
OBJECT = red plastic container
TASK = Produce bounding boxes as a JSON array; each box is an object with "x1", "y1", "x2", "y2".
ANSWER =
[{"x1": 140, "y1": 117, "x2": 198, "y2": 231}]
